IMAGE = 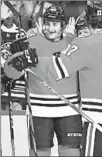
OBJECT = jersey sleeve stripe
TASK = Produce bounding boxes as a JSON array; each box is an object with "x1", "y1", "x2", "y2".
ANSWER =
[
  {"x1": 52, "y1": 55, "x2": 62, "y2": 80},
  {"x1": 52, "y1": 53, "x2": 69, "y2": 80}
]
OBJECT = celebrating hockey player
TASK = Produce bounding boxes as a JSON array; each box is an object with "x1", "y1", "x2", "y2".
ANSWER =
[
  {"x1": 4, "y1": 2, "x2": 102, "y2": 156},
  {"x1": 28, "y1": 4, "x2": 77, "y2": 57},
  {"x1": 75, "y1": 17, "x2": 91, "y2": 38},
  {"x1": 3, "y1": 5, "x2": 83, "y2": 156},
  {"x1": 80, "y1": 2, "x2": 102, "y2": 156}
]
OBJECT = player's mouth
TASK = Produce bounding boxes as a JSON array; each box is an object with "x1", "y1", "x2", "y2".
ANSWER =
[{"x1": 48, "y1": 31, "x2": 56, "y2": 34}]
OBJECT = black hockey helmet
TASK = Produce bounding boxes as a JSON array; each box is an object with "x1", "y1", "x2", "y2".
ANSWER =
[
  {"x1": 76, "y1": 17, "x2": 88, "y2": 31},
  {"x1": 43, "y1": 5, "x2": 67, "y2": 27}
]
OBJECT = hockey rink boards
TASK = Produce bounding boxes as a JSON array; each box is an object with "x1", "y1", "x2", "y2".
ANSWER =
[
  {"x1": 1, "y1": 111, "x2": 29, "y2": 156},
  {"x1": 1, "y1": 110, "x2": 58, "y2": 156}
]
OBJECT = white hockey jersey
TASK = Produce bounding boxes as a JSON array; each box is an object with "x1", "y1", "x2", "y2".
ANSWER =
[
  {"x1": 26, "y1": 33, "x2": 79, "y2": 118},
  {"x1": 28, "y1": 31, "x2": 75, "y2": 57}
]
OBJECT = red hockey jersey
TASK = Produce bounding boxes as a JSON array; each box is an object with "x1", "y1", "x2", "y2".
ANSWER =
[
  {"x1": 29, "y1": 32, "x2": 75, "y2": 57},
  {"x1": 27, "y1": 32, "x2": 102, "y2": 120}
]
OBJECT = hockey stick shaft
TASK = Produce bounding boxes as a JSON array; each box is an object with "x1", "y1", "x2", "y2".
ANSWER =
[
  {"x1": 8, "y1": 82, "x2": 15, "y2": 156},
  {"x1": 26, "y1": 69, "x2": 102, "y2": 133},
  {"x1": 24, "y1": 73, "x2": 37, "y2": 156},
  {"x1": 4, "y1": 1, "x2": 19, "y2": 18}
]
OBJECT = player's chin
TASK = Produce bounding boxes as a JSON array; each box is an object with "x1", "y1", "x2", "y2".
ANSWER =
[{"x1": 46, "y1": 33, "x2": 58, "y2": 40}]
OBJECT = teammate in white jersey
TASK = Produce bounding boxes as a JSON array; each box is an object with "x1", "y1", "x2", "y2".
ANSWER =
[{"x1": 4, "y1": 5, "x2": 83, "y2": 156}]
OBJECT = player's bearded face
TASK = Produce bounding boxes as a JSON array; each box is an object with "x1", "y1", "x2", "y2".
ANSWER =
[{"x1": 43, "y1": 20, "x2": 62, "y2": 40}]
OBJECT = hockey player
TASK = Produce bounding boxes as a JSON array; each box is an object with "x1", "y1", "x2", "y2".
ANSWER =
[
  {"x1": 6, "y1": 16, "x2": 102, "y2": 156},
  {"x1": 74, "y1": 2, "x2": 102, "y2": 156},
  {"x1": 4, "y1": 3, "x2": 102, "y2": 156},
  {"x1": 80, "y1": 2, "x2": 102, "y2": 156},
  {"x1": 3, "y1": 5, "x2": 83, "y2": 156},
  {"x1": 75, "y1": 17, "x2": 91, "y2": 38},
  {"x1": 28, "y1": 4, "x2": 76, "y2": 57}
]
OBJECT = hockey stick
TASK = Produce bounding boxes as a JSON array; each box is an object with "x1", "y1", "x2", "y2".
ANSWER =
[
  {"x1": 25, "y1": 68, "x2": 102, "y2": 133},
  {"x1": 4, "y1": 1, "x2": 19, "y2": 18},
  {"x1": 3, "y1": 2, "x2": 37, "y2": 155},
  {"x1": 4, "y1": 1, "x2": 22, "y2": 35},
  {"x1": 76, "y1": 71, "x2": 82, "y2": 109},
  {"x1": 7, "y1": 81, "x2": 15, "y2": 156},
  {"x1": 24, "y1": 72, "x2": 37, "y2": 157}
]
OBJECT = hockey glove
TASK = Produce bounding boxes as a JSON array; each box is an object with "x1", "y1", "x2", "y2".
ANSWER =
[
  {"x1": 8, "y1": 56, "x2": 27, "y2": 72},
  {"x1": 8, "y1": 48, "x2": 38, "y2": 72},
  {"x1": 4, "y1": 48, "x2": 38, "y2": 80},
  {"x1": 10, "y1": 36, "x2": 29, "y2": 54}
]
